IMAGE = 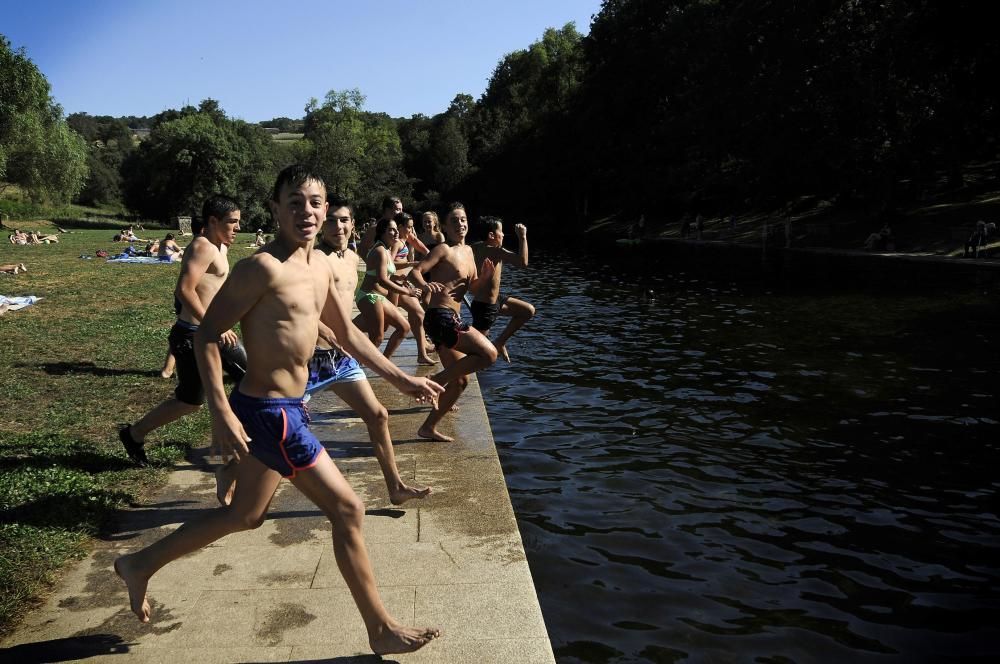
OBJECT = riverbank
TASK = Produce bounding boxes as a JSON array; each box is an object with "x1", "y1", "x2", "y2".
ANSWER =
[
  {"x1": 0, "y1": 340, "x2": 553, "y2": 662},
  {"x1": 581, "y1": 160, "x2": 1000, "y2": 261}
]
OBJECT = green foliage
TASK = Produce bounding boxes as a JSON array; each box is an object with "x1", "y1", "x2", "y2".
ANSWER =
[
  {"x1": 0, "y1": 35, "x2": 89, "y2": 203},
  {"x1": 302, "y1": 88, "x2": 411, "y2": 213},
  {"x1": 122, "y1": 102, "x2": 284, "y2": 227}
]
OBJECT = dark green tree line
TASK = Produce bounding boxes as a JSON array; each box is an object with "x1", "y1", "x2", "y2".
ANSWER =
[{"x1": 1, "y1": 35, "x2": 88, "y2": 203}]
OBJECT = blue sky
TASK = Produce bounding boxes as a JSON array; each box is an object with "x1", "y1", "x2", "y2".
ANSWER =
[{"x1": 2, "y1": 0, "x2": 603, "y2": 122}]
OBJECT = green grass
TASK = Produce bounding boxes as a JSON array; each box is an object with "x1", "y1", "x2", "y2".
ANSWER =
[{"x1": 0, "y1": 230, "x2": 259, "y2": 636}]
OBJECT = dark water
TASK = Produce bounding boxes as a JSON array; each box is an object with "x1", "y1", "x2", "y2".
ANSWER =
[{"x1": 477, "y1": 251, "x2": 1000, "y2": 663}]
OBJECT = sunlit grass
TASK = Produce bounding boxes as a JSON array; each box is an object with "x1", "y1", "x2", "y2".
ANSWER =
[{"x1": 0, "y1": 229, "x2": 259, "y2": 636}]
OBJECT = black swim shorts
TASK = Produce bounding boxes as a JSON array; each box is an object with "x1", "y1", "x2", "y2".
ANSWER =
[
  {"x1": 168, "y1": 320, "x2": 247, "y2": 405},
  {"x1": 469, "y1": 293, "x2": 510, "y2": 332},
  {"x1": 423, "y1": 307, "x2": 469, "y2": 349}
]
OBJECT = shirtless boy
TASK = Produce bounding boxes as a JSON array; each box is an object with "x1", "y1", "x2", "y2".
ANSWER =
[
  {"x1": 312, "y1": 199, "x2": 432, "y2": 504},
  {"x1": 114, "y1": 165, "x2": 443, "y2": 656},
  {"x1": 408, "y1": 202, "x2": 498, "y2": 441},
  {"x1": 119, "y1": 195, "x2": 246, "y2": 503},
  {"x1": 470, "y1": 218, "x2": 535, "y2": 362}
]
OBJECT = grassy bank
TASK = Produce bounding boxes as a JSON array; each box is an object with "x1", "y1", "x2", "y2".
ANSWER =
[{"x1": 0, "y1": 230, "x2": 258, "y2": 636}]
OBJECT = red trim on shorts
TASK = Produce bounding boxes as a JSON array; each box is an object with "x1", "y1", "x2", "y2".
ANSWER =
[
  {"x1": 277, "y1": 408, "x2": 322, "y2": 479},
  {"x1": 277, "y1": 409, "x2": 295, "y2": 478}
]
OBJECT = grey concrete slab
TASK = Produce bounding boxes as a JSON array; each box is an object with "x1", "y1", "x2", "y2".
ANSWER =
[{"x1": 1, "y1": 337, "x2": 554, "y2": 663}]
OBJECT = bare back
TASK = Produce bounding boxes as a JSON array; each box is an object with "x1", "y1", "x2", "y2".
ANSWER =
[{"x1": 177, "y1": 236, "x2": 230, "y2": 325}]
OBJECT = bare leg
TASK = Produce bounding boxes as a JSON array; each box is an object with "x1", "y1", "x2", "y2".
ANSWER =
[
  {"x1": 492, "y1": 297, "x2": 535, "y2": 363},
  {"x1": 357, "y1": 297, "x2": 386, "y2": 349},
  {"x1": 115, "y1": 455, "x2": 282, "y2": 621},
  {"x1": 419, "y1": 330, "x2": 497, "y2": 441},
  {"x1": 290, "y1": 452, "x2": 439, "y2": 654},
  {"x1": 160, "y1": 349, "x2": 176, "y2": 378},
  {"x1": 129, "y1": 399, "x2": 201, "y2": 442},
  {"x1": 428, "y1": 327, "x2": 497, "y2": 388},
  {"x1": 380, "y1": 301, "x2": 410, "y2": 360},
  {"x1": 330, "y1": 381, "x2": 431, "y2": 504},
  {"x1": 399, "y1": 295, "x2": 435, "y2": 364}
]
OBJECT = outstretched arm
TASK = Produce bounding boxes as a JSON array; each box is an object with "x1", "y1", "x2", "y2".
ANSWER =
[{"x1": 321, "y1": 263, "x2": 443, "y2": 402}]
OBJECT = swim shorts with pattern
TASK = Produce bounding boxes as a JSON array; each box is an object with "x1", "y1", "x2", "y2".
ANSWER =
[{"x1": 305, "y1": 347, "x2": 367, "y2": 395}]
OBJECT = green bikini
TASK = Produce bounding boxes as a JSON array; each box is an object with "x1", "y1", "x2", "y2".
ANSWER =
[{"x1": 356, "y1": 242, "x2": 394, "y2": 305}]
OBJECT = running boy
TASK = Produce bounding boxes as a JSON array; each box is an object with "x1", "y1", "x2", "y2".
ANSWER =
[
  {"x1": 119, "y1": 195, "x2": 245, "y2": 504},
  {"x1": 407, "y1": 202, "x2": 498, "y2": 441},
  {"x1": 114, "y1": 165, "x2": 442, "y2": 656},
  {"x1": 470, "y1": 218, "x2": 535, "y2": 362},
  {"x1": 311, "y1": 198, "x2": 431, "y2": 504}
]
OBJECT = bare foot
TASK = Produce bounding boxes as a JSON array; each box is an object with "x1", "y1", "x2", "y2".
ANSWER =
[
  {"x1": 417, "y1": 355, "x2": 437, "y2": 366},
  {"x1": 389, "y1": 483, "x2": 432, "y2": 505},
  {"x1": 215, "y1": 459, "x2": 238, "y2": 506},
  {"x1": 160, "y1": 370, "x2": 174, "y2": 379},
  {"x1": 450, "y1": 404, "x2": 460, "y2": 412},
  {"x1": 370, "y1": 622, "x2": 441, "y2": 655},
  {"x1": 19, "y1": 263, "x2": 27, "y2": 273},
  {"x1": 417, "y1": 425, "x2": 453, "y2": 442},
  {"x1": 114, "y1": 555, "x2": 151, "y2": 623},
  {"x1": 497, "y1": 344, "x2": 511, "y2": 363}
]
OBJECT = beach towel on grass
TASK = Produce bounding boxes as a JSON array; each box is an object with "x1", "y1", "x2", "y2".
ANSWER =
[
  {"x1": 0, "y1": 295, "x2": 43, "y2": 311},
  {"x1": 107, "y1": 256, "x2": 174, "y2": 264}
]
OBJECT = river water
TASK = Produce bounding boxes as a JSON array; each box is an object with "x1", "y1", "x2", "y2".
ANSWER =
[{"x1": 476, "y1": 250, "x2": 1000, "y2": 662}]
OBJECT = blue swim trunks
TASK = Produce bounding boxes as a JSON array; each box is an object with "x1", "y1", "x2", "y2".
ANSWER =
[
  {"x1": 305, "y1": 347, "x2": 367, "y2": 395},
  {"x1": 229, "y1": 390, "x2": 323, "y2": 479}
]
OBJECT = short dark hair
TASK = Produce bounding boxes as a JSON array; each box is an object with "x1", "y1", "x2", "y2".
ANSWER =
[
  {"x1": 202, "y1": 195, "x2": 240, "y2": 223},
  {"x1": 381, "y1": 196, "x2": 402, "y2": 212},
  {"x1": 327, "y1": 194, "x2": 354, "y2": 220},
  {"x1": 481, "y1": 216, "x2": 503, "y2": 235},
  {"x1": 271, "y1": 164, "x2": 326, "y2": 202},
  {"x1": 445, "y1": 202, "x2": 466, "y2": 224},
  {"x1": 191, "y1": 217, "x2": 205, "y2": 235},
  {"x1": 165, "y1": 233, "x2": 175, "y2": 241}
]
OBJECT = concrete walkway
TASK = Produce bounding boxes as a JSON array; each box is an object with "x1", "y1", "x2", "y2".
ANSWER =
[{"x1": 1, "y1": 341, "x2": 554, "y2": 663}]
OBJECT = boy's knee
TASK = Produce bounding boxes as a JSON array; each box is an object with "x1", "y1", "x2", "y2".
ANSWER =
[
  {"x1": 365, "y1": 404, "x2": 389, "y2": 427},
  {"x1": 231, "y1": 508, "x2": 267, "y2": 531},
  {"x1": 455, "y1": 374, "x2": 470, "y2": 390},
  {"x1": 331, "y1": 496, "x2": 366, "y2": 531},
  {"x1": 483, "y1": 344, "x2": 498, "y2": 365},
  {"x1": 523, "y1": 303, "x2": 536, "y2": 318}
]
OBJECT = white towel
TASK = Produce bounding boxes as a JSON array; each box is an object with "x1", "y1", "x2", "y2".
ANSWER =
[{"x1": 0, "y1": 295, "x2": 43, "y2": 311}]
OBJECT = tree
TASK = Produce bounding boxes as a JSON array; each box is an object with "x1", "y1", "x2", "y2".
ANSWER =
[
  {"x1": 302, "y1": 88, "x2": 410, "y2": 212},
  {"x1": 122, "y1": 101, "x2": 282, "y2": 227},
  {"x1": 0, "y1": 35, "x2": 88, "y2": 202}
]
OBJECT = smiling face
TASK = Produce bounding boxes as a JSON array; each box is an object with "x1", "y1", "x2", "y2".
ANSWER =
[
  {"x1": 380, "y1": 221, "x2": 400, "y2": 245},
  {"x1": 444, "y1": 207, "x2": 468, "y2": 243},
  {"x1": 324, "y1": 206, "x2": 354, "y2": 251},
  {"x1": 270, "y1": 178, "x2": 327, "y2": 245},
  {"x1": 421, "y1": 212, "x2": 438, "y2": 234}
]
